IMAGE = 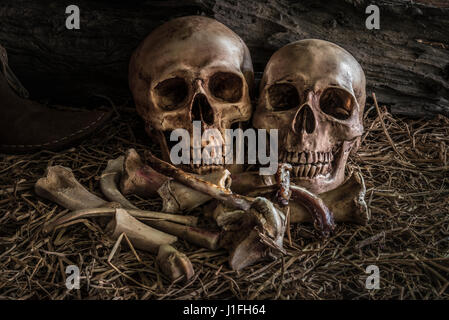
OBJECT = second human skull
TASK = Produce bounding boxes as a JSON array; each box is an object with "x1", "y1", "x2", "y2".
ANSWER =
[{"x1": 253, "y1": 39, "x2": 366, "y2": 194}]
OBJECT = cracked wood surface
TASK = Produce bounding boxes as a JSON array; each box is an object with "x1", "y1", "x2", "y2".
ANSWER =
[{"x1": 0, "y1": 0, "x2": 448, "y2": 117}]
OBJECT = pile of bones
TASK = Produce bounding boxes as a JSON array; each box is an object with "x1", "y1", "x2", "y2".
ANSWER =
[{"x1": 34, "y1": 17, "x2": 370, "y2": 282}]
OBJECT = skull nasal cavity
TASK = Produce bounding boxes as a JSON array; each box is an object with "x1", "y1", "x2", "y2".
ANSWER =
[
  {"x1": 192, "y1": 94, "x2": 214, "y2": 125},
  {"x1": 294, "y1": 105, "x2": 315, "y2": 134}
]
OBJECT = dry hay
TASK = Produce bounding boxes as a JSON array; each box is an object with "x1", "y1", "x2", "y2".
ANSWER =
[{"x1": 0, "y1": 101, "x2": 448, "y2": 300}]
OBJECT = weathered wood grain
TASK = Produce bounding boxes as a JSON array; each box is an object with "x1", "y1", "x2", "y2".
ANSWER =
[{"x1": 0, "y1": 0, "x2": 448, "y2": 117}]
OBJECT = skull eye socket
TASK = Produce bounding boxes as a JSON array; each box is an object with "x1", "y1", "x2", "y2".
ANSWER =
[
  {"x1": 267, "y1": 83, "x2": 300, "y2": 111},
  {"x1": 209, "y1": 72, "x2": 243, "y2": 103},
  {"x1": 320, "y1": 88, "x2": 355, "y2": 120},
  {"x1": 154, "y1": 77, "x2": 188, "y2": 110}
]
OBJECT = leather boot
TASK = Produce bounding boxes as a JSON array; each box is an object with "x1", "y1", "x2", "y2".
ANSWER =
[{"x1": 0, "y1": 45, "x2": 112, "y2": 154}]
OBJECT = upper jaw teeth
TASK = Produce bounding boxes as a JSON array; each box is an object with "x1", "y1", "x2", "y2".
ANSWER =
[
  {"x1": 280, "y1": 151, "x2": 334, "y2": 178},
  {"x1": 180, "y1": 147, "x2": 224, "y2": 173}
]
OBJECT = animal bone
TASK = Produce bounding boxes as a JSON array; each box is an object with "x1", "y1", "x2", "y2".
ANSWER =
[
  {"x1": 100, "y1": 151, "x2": 221, "y2": 249},
  {"x1": 220, "y1": 197, "x2": 287, "y2": 270},
  {"x1": 245, "y1": 171, "x2": 369, "y2": 225},
  {"x1": 149, "y1": 153, "x2": 334, "y2": 238},
  {"x1": 121, "y1": 148, "x2": 233, "y2": 213},
  {"x1": 230, "y1": 172, "x2": 276, "y2": 195},
  {"x1": 101, "y1": 155, "x2": 138, "y2": 209},
  {"x1": 289, "y1": 185, "x2": 335, "y2": 237},
  {"x1": 146, "y1": 151, "x2": 253, "y2": 210},
  {"x1": 37, "y1": 165, "x2": 198, "y2": 232},
  {"x1": 216, "y1": 162, "x2": 334, "y2": 269},
  {"x1": 146, "y1": 151, "x2": 289, "y2": 270},
  {"x1": 107, "y1": 208, "x2": 177, "y2": 253},
  {"x1": 312, "y1": 172, "x2": 369, "y2": 225},
  {"x1": 35, "y1": 166, "x2": 107, "y2": 210},
  {"x1": 120, "y1": 148, "x2": 168, "y2": 198},
  {"x1": 156, "y1": 244, "x2": 194, "y2": 282},
  {"x1": 35, "y1": 165, "x2": 195, "y2": 282},
  {"x1": 272, "y1": 163, "x2": 335, "y2": 237}
]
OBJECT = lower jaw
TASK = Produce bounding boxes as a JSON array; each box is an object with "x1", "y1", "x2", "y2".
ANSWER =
[{"x1": 291, "y1": 169, "x2": 345, "y2": 194}]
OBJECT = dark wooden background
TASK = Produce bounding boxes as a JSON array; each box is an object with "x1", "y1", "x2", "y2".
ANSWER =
[{"x1": 0, "y1": 0, "x2": 448, "y2": 117}]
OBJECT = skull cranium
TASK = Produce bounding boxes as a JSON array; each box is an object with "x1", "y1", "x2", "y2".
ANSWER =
[
  {"x1": 129, "y1": 16, "x2": 254, "y2": 174},
  {"x1": 253, "y1": 39, "x2": 366, "y2": 194}
]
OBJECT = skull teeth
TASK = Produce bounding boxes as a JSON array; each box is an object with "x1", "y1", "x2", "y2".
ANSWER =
[
  {"x1": 280, "y1": 151, "x2": 334, "y2": 178},
  {"x1": 288, "y1": 163, "x2": 332, "y2": 178},
  {"x1": 183, "y1": 147, "x2": 224, "y2": 173}
]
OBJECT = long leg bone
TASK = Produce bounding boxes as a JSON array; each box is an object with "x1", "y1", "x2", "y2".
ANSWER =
[
  {"x1": 35, "y1": 166, "x2": 107, "y2": 210},
  {"x1": 230, "y1": 171, "x2": 276, "y2": 195},
  {"x1": 36, "y1": 165, "x2": 198, "y2": 231}
]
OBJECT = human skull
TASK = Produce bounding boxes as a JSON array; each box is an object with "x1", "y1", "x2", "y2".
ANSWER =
[
  {"x1": 253, "y1": 39, "x2": 366, "y2": 194},
  {"x1": 129, "y1": 16, "x2": 254, "y2": 174}
]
